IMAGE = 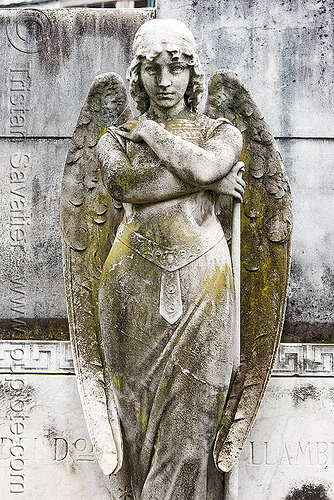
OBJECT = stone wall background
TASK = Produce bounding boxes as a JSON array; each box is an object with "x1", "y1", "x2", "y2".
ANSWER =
[
  {"x1": 0, "y1": 8, "x2": 153, "y2": 339},
  {"x1": 157, "y1": 0, "x2": 334, "y2": 342},
  {"x1": 1, "y1": 1, "x2": 333, "y2": 342}
]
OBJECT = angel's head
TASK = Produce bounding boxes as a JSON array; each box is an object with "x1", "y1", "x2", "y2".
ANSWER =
[{"x1": 127, "y1": 19, "x2": 205, "y2": 114}]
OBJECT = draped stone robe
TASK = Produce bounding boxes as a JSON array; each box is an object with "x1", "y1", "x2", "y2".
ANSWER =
[{"x1": 97, "y1": 113, "x2": 235, "y2": 500}]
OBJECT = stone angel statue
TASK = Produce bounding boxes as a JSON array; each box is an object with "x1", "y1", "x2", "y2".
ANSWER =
[{"x1": 60, "y1": 19, "x2": 292, "y2": 500}]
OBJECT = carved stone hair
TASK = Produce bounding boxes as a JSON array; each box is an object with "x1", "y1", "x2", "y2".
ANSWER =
[{"x1": 127, "y1": 19, "x2": 205, "y2": 113}]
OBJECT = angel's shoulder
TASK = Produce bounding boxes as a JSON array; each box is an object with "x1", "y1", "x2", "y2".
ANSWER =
[
  {"x1": 97, "y1": 127, "x2": 126, "y2": 157},
  {"x1": 197, "y1": 113, "x2": 238, "y2": 142},
  {"x1": 120, "y1": 116, "x2": 142, "y2": 127}
]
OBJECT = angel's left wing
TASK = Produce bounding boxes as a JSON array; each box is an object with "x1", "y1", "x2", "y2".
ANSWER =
[
  {"x1": 60, "y1": 73, "x2": 131, "y2": 475},
  {"x1": 205, "y1": 70, "x2": 292, "y2": 472}
]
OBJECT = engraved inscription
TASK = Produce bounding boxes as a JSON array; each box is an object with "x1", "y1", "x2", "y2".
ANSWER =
[
  {"x1": 249, "y1": 440, "x2": 334, "y2": 467},
  {"x1": 53, "y1": 437, "x2": 95, "y2": 462},
  {"x1": 9, "y1": 65, "x2": 31, "y2": 138},
  {"x1": 0, "y1": 434, "x2": 95, "y2": 463}
]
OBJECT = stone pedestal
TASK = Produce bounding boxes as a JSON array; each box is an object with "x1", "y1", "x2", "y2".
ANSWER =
[
  {"x1": 1, "y1": 341, "x2": 333, "y2": 499},
  {"x1": 239, "y1": 343, "x2": 334, "y2": 499},
  {"x1": 0, "y1": 341, "x2": 110, "y2": 499}
]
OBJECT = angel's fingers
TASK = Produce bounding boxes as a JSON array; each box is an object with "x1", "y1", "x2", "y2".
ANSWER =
[
  {"x1": 236, "y1": 177, "x2": 246, "y2": 187},
  {"x1": 228, "y1": 173, "x2": 245, "y2": 187},
  {"x1": 118, "y1": 124, "x2": 132, "y2": 131},
  {"x1": 233, "y1": 190, "x2": 243, "y2": 202},
  {"x1": 114, "y1": 129, "x2": 129, "y2": 138},
  {"x1": 234, "y1": 188, "x2": 245, "y2": 201},
  {"x1": 119, "y1": 119, "x2": 138, "y2": 131},
  {"x1": 235, "y1": 183, "x2": 245, "y2": 193},
  {"x1": 232, "y1": 161, "x2": 245, "y2": 175}
]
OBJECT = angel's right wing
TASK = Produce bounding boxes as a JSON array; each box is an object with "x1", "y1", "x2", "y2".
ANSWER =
[{"x1": 60, "y1": 73, "x2": 131, "y2": 475}]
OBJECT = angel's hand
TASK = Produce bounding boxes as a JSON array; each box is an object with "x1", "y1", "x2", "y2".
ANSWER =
[
  {"x1": 115, "y1": 120, "x2": 164, "y2": 142},
  {"x1": 115, "y1": 119, "x2": 164, "y2": 143},
  {"x1": 211, "y1": 161, "x2": 245, "y2": 201},
  {"x1": 115, "y1": 119, "x2": 146, "y2": 142}
]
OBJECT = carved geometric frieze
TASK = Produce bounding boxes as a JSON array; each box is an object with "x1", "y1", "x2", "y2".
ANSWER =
[
  {"x1": 273, "y1": 343, "x2": 334, "y2": 377},
  {"x1": 0, "y1": 341, "x2": 333, "y2": 376},
  {"x1": 0, "y1": 341, "x2": 74, "y2": 374}
]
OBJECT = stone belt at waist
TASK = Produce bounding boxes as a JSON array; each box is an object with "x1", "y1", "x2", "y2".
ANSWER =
[{"x1": 115, "y1": 223, "x2": 224, "y2": 272}]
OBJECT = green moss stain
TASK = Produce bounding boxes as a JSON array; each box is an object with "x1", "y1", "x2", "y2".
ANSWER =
[
  {"x1": 113, "y1": 373, "x2": 126, "y2": 395},
  {"x1": 136, "y1": 389, "x2": 148, "y2": 433},
  {"x1": 114, "y1": 169, "x2": 137, "y2": 195},
  {"x1": 234, "y1": 113, "x2": 243, "y2": 128}
]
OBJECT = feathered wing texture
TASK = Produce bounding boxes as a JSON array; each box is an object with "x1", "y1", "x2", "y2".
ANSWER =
[
  {"x1": 205, "y1": 70, "x2": 292, "y2": 472},
  {"x1": 60, "y1": 73, "x2": 131, "y2": 475}
]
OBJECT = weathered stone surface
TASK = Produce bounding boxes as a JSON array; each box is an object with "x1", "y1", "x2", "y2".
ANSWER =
[
  {"x1": 1, "y1": 341, "x2": 333, "y2": 499},
  {"x1": 0, "y1": 5, "x2": 330, "y2": 498},
  {"x1": 0, "y1": 139, "x2": 69, "y2": 329},
  {"x1": 0, "y1": 373, "x2": 110, "y2": 499},
  {"x1": 277, "y1": 139, "x2": 334, "y2": 341},
  {"x1": 157, "y1": 0, "x2": 334, "y2": 138},
  {"x1": 0, "y1": 8, "x2": 154, "y2": 138},
  {"x1": 239, "y1": 376, "x2": 334, "y2": 499},
  {"x1": 0, "y1": 9, "x2": 153, "y2": 340}
]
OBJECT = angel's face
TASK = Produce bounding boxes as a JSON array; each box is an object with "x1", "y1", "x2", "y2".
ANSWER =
[{"x1": 140, "y1": 50, "x2": 190, "y2": 113}]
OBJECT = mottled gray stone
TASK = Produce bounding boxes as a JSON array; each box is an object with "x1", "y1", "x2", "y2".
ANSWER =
[
  {"x1": 277, "y1": 139, "x2": 334, "y2": 340},
  {"x1": 1, "y1": 9, "x2": 154, "y2": 138},
  {"x1": 1, "y1": 341, "x2": 333, "y2": 499},
  {"x1": 0, "y1": 139, "x2": 69, "y2": 322},
  {"x1": 157, "y1": 0, "x2": 334, "y2": 138},
  {"x1": 239, "y1": 376, "x2": 334, "y2": 499}
]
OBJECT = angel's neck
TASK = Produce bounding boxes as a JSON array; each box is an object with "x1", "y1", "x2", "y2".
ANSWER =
[{"x1": 145, "y1": 100, "x2": 191, "y2": 122}]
